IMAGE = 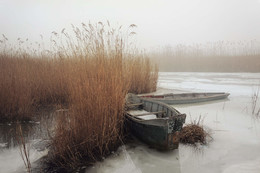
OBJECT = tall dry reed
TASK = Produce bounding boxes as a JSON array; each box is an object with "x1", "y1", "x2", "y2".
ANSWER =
[
  {"x1": 0, "y1": 56, "x2": 70, "y2": 122},
  {"x1": 0, "y1": 22, "x2": 158, "y2": 169}
]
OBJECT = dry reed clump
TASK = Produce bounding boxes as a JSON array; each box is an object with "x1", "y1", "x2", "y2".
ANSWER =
[
  {"x1": 49, "y1": 62, "x2": 128, "y2": 170},
  {"x1": 0, "y1": 57, "x2": 32, "y2": 122},
  {"x1": 179, "y1": 116, "x2": 210, "y2": 145},
  {"x1": 180, "y1": 124, "x2": 207, "y2": 145},
  {"x1": 0, "y1": 56, "x2": 70, "y2": 122},
  {"x1": 125, "y1": 57, "x2": 158, "y2": 94},
  {"x1": 47, "y1": 23, "x2": 158, "y2": 170},
  {"x1": 0, "y1": 22, "x2": 157, "y2": 122},
  {"x1": 0, "y1": 22, "x2": 158, "y2": 170}
]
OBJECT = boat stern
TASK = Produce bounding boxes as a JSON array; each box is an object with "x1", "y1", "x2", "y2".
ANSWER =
[{"x1": 167, "y1": 114, "x2": 186, "y2": 149}]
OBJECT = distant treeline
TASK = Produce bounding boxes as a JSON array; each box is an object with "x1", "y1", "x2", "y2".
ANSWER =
[
  {"x1": 150, "y1": 42, "x2": 260, "y2": 72},
  {"x1": 151, "y1": 55, "x2": 260, "y2": 72}
]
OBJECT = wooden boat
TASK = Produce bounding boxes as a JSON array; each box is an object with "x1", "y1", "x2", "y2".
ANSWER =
[
  {"x1": 139, "y1": 92, "x2": 230, "y2": 104},
  {"x1": 125, "y1": 94, "x2": 186, "y2": 150}
]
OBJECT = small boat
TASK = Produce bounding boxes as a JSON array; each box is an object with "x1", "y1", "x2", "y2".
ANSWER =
[
  {"x1": 125, "y1": 94, "x2": 186, "y2": 150},
  {"x1": 139, "y1": 92, "x2": 230, "y2": 104}
]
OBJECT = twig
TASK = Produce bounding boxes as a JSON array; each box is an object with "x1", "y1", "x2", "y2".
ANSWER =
[{"x1": 16, "y1": 124, "x2": 32, "y2": 173}]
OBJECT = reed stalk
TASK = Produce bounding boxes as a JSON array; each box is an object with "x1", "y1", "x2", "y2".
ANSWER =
[
  {"x1": 252, "y1": 86, "x2": 260, "y2": 119},
  {"x1": 16, "y1": 124, "x2": 32, "y2": 173}
]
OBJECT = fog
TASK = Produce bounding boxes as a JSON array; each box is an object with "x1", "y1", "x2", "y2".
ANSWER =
[{"x1": 1, "y1": 0, "x2": 260, "y2": 49}]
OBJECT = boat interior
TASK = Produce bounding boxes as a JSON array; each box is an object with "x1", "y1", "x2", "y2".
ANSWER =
[{"x1": 126, "y1": 94, "x2": 180, "y2": 120}]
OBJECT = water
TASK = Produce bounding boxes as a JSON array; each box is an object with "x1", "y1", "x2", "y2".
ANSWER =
[{"x1": 1, "y1": 72, "x2": 260, "y2": 173}]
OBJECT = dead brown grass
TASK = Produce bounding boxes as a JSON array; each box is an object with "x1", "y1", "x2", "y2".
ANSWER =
[
  {"x1": 0, "y1": 56, "x2": 70, "y2": 121},
  {"x1": 180, "y1": 124, "x2": 207, "y2": 145},
  {"x1": 180, "y1": 116, "x2": 211, "y2": 145},
  {"x1": 0, "y1": 22, "x2": 158, "y2": 170}
]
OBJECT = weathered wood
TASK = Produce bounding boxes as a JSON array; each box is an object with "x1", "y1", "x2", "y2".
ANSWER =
[
  {"x1": 134, "y1": 111, "x2": 165, "y2": 116},
  {"x1": 126, "y1": 103, "x2": 143, "y2": 107},
  {"x1": 125, "y1": 93, "x2": 186, "y2": 150},
  {"x1": 139, "y1": 92, "x2": 230, "y2": 105}
]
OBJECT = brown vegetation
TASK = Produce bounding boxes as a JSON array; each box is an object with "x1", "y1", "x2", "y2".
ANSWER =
[
  {"x1": 150, "y1": 42, "x2": 260, "y2": 72},
  {"x1": 180, "y1": 116, "x2": 210, "y2": 145},
  {"x1": 0, "y1": 22, "x2": 158, "y2": 170},
  {"x1": 180, "y1": 124, "x2": 207, "y2": 145}
]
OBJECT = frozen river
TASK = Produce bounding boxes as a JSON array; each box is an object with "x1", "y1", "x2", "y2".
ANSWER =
[
  {"x1": 1, "y1": 72, "x2": 260, "y2": 173},
  {"x1": 87, "y1": 72, "x2": 260, "y2": 173}
]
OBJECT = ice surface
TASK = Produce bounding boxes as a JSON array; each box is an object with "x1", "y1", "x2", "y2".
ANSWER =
[
  {"x1": 88, "y1": 72, "x2": 260, "y2": 173},
  {"x1": 0, "y1": 147, "x2": 48, "y2": 173},
  {"x1": 85, "y1": 144, "x2": 181, "y2": 173},
  {"x1": 158, "y1": 72, "x2": 260, "y2": 96},
  {"x1": 1, "y1": 73, "x2": 260, "y2": 173}
]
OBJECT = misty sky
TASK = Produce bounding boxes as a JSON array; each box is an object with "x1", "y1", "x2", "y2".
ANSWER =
[{"x1": 1, "y1": 0, "x2": 260, "y2": 49}]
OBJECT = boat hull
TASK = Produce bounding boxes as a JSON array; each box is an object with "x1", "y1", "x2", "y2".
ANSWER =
[
  {"x1": 141, "y1": 92, "x2": 230, "y2": 105},
  {"x1": 126, "y1": 115, "x2": 180, "y2": 150},
  {"x1": 125, "y1": 94, "x2": 186, "y2": 150}
]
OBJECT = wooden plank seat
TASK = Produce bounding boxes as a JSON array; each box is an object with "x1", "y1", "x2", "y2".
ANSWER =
[{"x1": 127, "y1": 110, "x2": 165, "y2": 120}]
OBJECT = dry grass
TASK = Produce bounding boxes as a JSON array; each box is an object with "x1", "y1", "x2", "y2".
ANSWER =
[
  {"x1": 48, "y1": 58, "x2": 129, "y2": 169},
  {"x1": 0, "y1": 56, "x2": 69, "y2": 122},
  {"x1": 180, "y1": 124, "x2": 207, "y2": 145},
  {"x1": 251, "y1": 86, "x2": 260, "y2": 119},
  {"x1": 0, "y1": 22, "x2": 158, "y2": 170},
  {"x1": 125, "y1": 57, "x2": 158, "y2": 94},
  {"x1": 180, "y1": 116, "x2": 211, "y2": 145}
]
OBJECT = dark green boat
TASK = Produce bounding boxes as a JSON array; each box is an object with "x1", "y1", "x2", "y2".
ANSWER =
[
  {"x1": 125, "y1": 94, "x2": 186, "y2": 150},
  {"x1": 139, "y1": 92, "x2": 230, "y2": 104}
]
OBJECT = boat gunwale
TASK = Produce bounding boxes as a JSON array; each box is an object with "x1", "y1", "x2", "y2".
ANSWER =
[
  {"x1": 139, "y1": 96, "x2": 182, "y2": 114},
  {"x1": 139, "y1": 92, "x2": 230, "y2": 101},
  {"x1": 163, "y1": 93, "x2": 230, "y2": 101},
  {"x1": 125, "y1": 94, "x2": 184, "y2": 125}
]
